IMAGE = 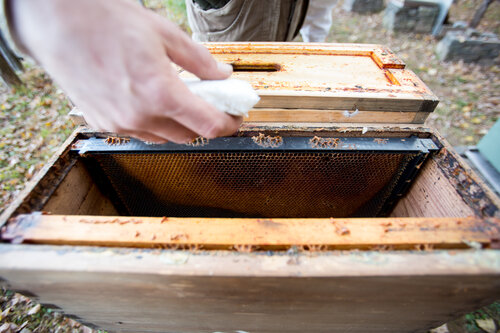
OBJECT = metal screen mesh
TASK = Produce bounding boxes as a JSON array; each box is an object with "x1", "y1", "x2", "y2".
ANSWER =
[{"x1": 87, "y1": 151, "x2": 419, "y2": 218}]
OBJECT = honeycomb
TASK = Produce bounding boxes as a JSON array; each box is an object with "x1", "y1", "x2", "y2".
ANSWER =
[{"x1": 88, "y1": 151, "x2": 417, "y2": 218}]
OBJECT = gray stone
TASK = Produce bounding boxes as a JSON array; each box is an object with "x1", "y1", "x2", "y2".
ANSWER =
[
  {"x1": 383, "y1": 0, "x2": 440, "y2": 33},
  {"x1": 482, "y1": 32, "x2": 498, "y2": 39},
  {"x1": 343, "y1": 0, "x2": 385, "y2": 13},
  {"x1": 438, "y1": 21, "x2": 468, "y2": 38},
  {"x1": 436, "y1": 30, "x2": 500, "y2": 64},
  {"x1": 452, "y1": 21, "x2": 468, "y2": 29}
]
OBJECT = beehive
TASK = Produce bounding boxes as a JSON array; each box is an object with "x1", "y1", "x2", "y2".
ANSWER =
[{"x1": 0, "y1": 43, "x2": 499, "y2": 333}]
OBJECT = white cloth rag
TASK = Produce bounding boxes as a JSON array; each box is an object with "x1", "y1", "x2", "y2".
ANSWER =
[{"x1": 183, "y1": 78, "x2": 260, "y2": 117}]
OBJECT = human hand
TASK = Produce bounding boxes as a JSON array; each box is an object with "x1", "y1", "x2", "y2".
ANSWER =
[{"x1": 10, "y1": 0, "x2": 242, "y2": 143}]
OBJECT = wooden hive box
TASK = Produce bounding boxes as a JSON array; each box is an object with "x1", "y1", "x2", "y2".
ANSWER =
[{"x1": 1, "y1": 43, "x2": 499, "y2": 333}]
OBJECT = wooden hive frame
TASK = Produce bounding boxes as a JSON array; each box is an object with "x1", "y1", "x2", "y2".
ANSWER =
[
  {"x1": 196, "y1": 43, "x2": 439, "y2": 124},
  {"x1": 71, "y1": 43, "x2": 440, "y2": 126},
  {"x1": 0, "y1": 124, "x2": 499, "y2": 333}
]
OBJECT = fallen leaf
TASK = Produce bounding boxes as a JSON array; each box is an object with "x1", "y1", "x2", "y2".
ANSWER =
[
  {"x1": 26, "y1": 303, "x2": 40, "y2": 315},
  {"x1": 462, "y1": 105, "x2": 472, "y2": 113},
  {"x1": 475, "y1": 318, "x2": 496, "y2": 333},
  {"x1": 0, "y1": 323, "x2": 12, "y2": 333}
]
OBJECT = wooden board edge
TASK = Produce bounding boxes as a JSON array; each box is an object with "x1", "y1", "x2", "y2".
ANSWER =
[
  {"x1": 69, "y1": 107, "x2": 432, "y2": 128},
  {"x1": 205, "y1": 43, "x2": 407, "y2": 70},
  {"x1": 3, "y1": 215, "x2": 499, "y2": 251},
  {"x1": 204, "y1": 42, "x2": 380, "y2": 55},
  {"x1": 412, "y1": 112, "x2": 431, "y2": 124},
  {"x1": 256, "y1": 92, "x2": 427, "y2": 111},
  {"x1": 371, "y1": 46, "x2": 406, "y2": 69},
  {"x1": 238, "y1": 123, "x2": 433, "y2": 137},
  {"x1": 246, "y1": 109, "x2": 419, "y2": 123},
  {"x1": 1, "y1": 244, "x2": 499, "y2": 277},
  {"x1": 430, "y1": 130, "x2": 500, "y2": 218},
  {"x1": 68, "y1": 107, "x2": 86, "y2": 126}
]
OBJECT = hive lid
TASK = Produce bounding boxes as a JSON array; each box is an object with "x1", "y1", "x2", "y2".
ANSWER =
[{"x1": 180, "y1": 43, "x2": 439, "y2": 124}]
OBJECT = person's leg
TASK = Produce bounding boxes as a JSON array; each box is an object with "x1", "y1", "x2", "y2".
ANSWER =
[{"x1": 300, "y1": 0, "x2": 336, "y2": 42}]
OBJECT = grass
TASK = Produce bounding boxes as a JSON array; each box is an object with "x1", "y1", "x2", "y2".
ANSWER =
[
  {"x1": 1, "y1": 288, "x2": 105, "y2": 333},
  {"x1": 0, "y1": 67, "x2": 75, "y2": 214},
  {"x1": 145, "y1": 0, "x2": 190, "y2": 32}
]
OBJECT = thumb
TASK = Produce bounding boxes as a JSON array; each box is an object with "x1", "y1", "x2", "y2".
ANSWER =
[{"x1": 148, "y1": 11, "x2": 232, "y2": 80}]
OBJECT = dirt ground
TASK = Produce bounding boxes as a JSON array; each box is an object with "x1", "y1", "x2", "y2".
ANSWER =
[{"x1": 0, "y1": 0, "x2": 499, "y2": 332}]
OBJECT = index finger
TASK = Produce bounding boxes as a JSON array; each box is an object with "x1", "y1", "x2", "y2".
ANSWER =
[
  {"x1": 157, "y1": 67, "x2": 242, "y2": 138},
  {"x1": 148, "y1": 10, "x2": 233, "y2": 80}
]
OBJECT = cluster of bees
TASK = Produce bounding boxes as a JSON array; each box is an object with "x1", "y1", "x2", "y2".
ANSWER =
[
  {"x1": 104, "y1": 136, "x2": 130, "y2": 145},
  {"x1": 252, "y1": 133, "x2": 283, "y2": 148},
  {"x1": 309, "y1": 136, "x2": 340, "y2": 148}
]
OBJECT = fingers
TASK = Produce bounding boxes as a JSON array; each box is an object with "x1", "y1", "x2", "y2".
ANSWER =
[
  {"x1": 84, "y1": 74, "x2": 242, "y2": 143},
  {"x1": 156, "y1": 71, "x2": 243, "y2": 139},
  {"x1": 128, "y1": 131, "x2": 169, "y2": 144},
  {"x1": 145, "y1": 10, "x2": 242, "y2": 138},
  {"x1": 147, "y1": 11, "x2": 232, "y2": 80},
  {"x1": 80, "y1": 6, "x2": 241, "y2": 142},
  {"x1": 140, "y1": 116, "x2": 199, "y2": 144},
  {"x1": 82, "y1": 101, "x2": 199, "y2": 144}
]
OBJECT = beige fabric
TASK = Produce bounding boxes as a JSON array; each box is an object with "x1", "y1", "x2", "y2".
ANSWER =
[
  {"x1": 300, "y1": 0, "x2": 337, "y2": 42},
  {"x1": 186, "y1": 0, "x2": 308, "y2": 42}
]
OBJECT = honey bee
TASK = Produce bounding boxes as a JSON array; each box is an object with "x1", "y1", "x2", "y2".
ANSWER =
[
  {"x1": 373, "y1": 138, "x2": 389, "y2": 145},
  {"x1": 104, "y1": 136, "x2": 130, "y2": 145},
  {"x1": 187, "y1": 136, "x2": 209, "y2": 147}
]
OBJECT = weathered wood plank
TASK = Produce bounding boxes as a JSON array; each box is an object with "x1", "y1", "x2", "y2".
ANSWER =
[
  {"x1": 42, "y1": 161, "x2": 118, "y2": 216},
  {"x1": 246, "y1": 109, "x2": 418, "y2": 123},
  {"x1": 68, "y1": 107, "x2": 425, "y2": 126},
  {"x1": 390, "y1": 158, "x2": 477, "y2": 218},
  {"x1": 176, "y1": 43, "x2": 438, "y2": 120},
  {"x1": 3, "y1": 215, "x2": 499, "y2": 250},
  {"x1": 205, "y1": 43, "x2": 405, "y2": 69},
  {"x1": 1, "y1": 245, "x2": 499, "y2": 333}
]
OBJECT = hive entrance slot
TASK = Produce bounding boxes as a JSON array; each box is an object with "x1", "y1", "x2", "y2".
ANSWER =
[{"x1": 231, "y1": 62, "x2": 281, "y2": 72}]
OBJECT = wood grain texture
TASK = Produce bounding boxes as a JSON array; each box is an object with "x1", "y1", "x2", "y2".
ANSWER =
[
  {"x1": 205, "y1": 43, "x2": 405, "y2": 69},
  {"x1": 392, "y1": 131, "x2": 500, "y2": 219},
  {"x1": 1, "y1": 244, "x2": 499, "y2": 333},
  {"x1": 42, "y1": 162, "x2": 118, "y2": 216},
  {"x1": 246, "y1": 109, "x2": 418, "y2": 123},
  {"x1": 68, "y1": 107, "x2": 86, "y2": 126},
  {"x1": 64, "y1": 108, "x2": 429, "y2": 126},
  {"x1": 3, "y1": 215, "x2": 499, "y2": 250},
  {"x1": 390, "y1": 158, "x2": 477, "y2": 218},
  {"x1": 184, "y1": 42, "x2": 440, "y2": 118},
  {"x1": 238, "y1": 123, "x2": 433, "y2": 136}
]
